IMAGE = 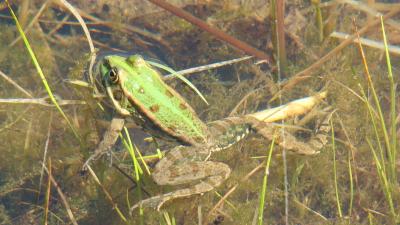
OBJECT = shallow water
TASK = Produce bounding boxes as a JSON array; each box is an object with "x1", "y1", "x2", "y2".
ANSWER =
[{"x1": 0, "y1": 1, "x2": 399, "y2": 224}]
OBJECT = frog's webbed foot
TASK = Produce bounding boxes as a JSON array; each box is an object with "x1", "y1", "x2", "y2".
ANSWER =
[
  {"x1": 130, "y1": 176, "x2": 225, "y2": 213},
  {"x1": 130, "y1": 195, "x2": 166, "y2": 212},
  {"x1": 81, "y1": 118, "x2": 125, "y2": 172},
  {"x1": 251, "y1": 110, "x2": 332, "y2": 155}
]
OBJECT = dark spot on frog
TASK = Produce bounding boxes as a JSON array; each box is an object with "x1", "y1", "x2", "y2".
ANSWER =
[
  {"x1": 168, "y1": 125, "x2": 176, "y2": 132},
  {"x1": 149, "y1": 104, "x2": 159, "y2": 113},
  {"x1": 113, "y1": 90, "x2": 123, "y2": 101},
  {"x1": 179, "y1": 103, "x2": 187, "y2": 110},
  {"x1": 194, "y1": 136, "x2": 204, "y2": 143},
  {"x1": 165, "y1": 90, "x2": 174, "y2": 98},
  {"x1": 102, "y1": 4, "x2": 110, "y2": 13}
]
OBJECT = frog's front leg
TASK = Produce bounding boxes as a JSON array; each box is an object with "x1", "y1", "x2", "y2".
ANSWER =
[
  {"x1": 82, "y1": 117, "x2": 125, "y2": 170},
  {"x1": 130, "y1": 145, "x2": 230, "y2": 212}
]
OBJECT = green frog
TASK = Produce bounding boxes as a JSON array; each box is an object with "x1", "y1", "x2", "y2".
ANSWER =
[{"x1": 88, "y1": 53, "x2": 328, "y2": 211}]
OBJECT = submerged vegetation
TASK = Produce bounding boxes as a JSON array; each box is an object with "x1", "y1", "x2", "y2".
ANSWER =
[{"x1": 0, "y1": 0, "x2": 399, "y2": 224}]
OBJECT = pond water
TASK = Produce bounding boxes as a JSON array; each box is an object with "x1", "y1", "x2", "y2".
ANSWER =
[{"x1": 0, "y1": 1, "x2": 399, "y2": 224}]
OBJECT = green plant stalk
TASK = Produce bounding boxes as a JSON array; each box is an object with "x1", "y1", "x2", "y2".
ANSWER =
[
  {"x1": 367, "y1": 139, "x2": 396, "y2": 218},
  {"x1": 133, "y1": 142, "x2": 151, "y2": 175},
  {"x1": 331, "y1": 119, "x2": 342, "y2": 218},
  {"x1": 6, "y1": 1, "x2": 80, "y2": 140},
  {"x1": 214, "y1": 191, "x2": 237, "y2": 211},
  {"x1": 121, "y1": 128, "x2": 144, "y2": 224},
  {"x1": 359, "y1": 87, "x2": 386, "y2": 174},
  {"x1": 363, "y1": 60, "x2": 392, "y2": 180},
  {"x1": 360, "y1": 87, "x2": 397, "y2": 218},
  {"x1": 114, "y1": 206, "x2": 128, "y2": 224},
  {"x1": 162, "y1": 212, "x2": 176, "y2": 225},
  {"x1": 258, "y1": 137, "x2": 275, "y2": 225},
  {"x1": 120, "y1": 129, "x2": 143, "y2": 177},
  {"x1": 141, "y1": 153, "x2": 163, "y2": 160},
  {"x1": 368, "y1": 211, "x2": 374, "y2": 225},
  {"x1": 347, "y1": 150, "x2": 354, "y2": 217},
  {"x1": 312, "y1": 0, "x2": 324, "y2": 42},
  {"x1": 356, "y1": 31, "x2": 393, "y2": 179},
  {"x1": 380, "y1": 16, "x2": 397, "y2": 182}
]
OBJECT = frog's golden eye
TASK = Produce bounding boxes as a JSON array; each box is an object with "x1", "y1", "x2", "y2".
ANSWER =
[{"x1": 109, "y1": 67, "x2": 119, "y2": 83}]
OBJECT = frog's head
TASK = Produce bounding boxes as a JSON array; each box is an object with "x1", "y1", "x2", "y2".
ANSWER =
[
  {"x1": 97, "y1": 55, "x2": 123, "y2": 87},
  {"x1": 97, "y1": 54, "x2": 148, "y2": 87},
  {"x1": 95, "y1": 54, "x2": 147, "y2": 116}
]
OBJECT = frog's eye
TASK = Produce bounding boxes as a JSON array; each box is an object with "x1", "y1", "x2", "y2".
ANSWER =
[{"x1": 108, "y1": 67, "x2": 119, "y2": 83}]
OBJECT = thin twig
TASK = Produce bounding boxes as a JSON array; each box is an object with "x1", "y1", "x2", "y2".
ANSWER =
[
  {"x1": 293, "y1": 198, "x2": 328, "y2": 221},
  {"x1": 42, "y1": 165, "x2": 78, "y2": 225},
  {"x1": 52, "y1": 1, "x2": 167, "y2": 51},
  {"x1": 228, "y1": 86, "x2": 266, "y2": 116},
  {"x1": 164, "y1": 56, "x2": 253, "y2": 80},
  {"x1": 0, "y1": 97, "x2": 86, "y2": 106},
  {"x1": 86, "y1": 165, "x2": 128, "y2": 222},
  {"x1": 275, "y1": 0, "x2": 287, "y2": 74},
  {"x1": 371, "y1": 2, "x2": 400, "y2": 11},
  {"x1": 38, "y1": 113, "x2": 53, "y2": 202},
  {"x1": 9, "y1": 0, "x2": 51, "y2": 47},
  {"x1": 47, "y1": 14, "x2": 70, "y2": 36},
  {"x1": 111, "y1": 163, "x2": 152, "y2": 197},
  {"x1": 18, "y1": 201, "x2": 65, "y2": 224},
  {"x1": 207, "y1": 162, "x2": 265, "y2": 218},
  {"x1": 330, "y1": 31, "x2": 400, "y2": 55},
  {"x1": 56, "y1": 0, "x2": 96, "y2": 92},
  {"x1": 44, "y1": 158, "x2": 51, "y2": 225},
  {"x1": 270, "y1": 7, "x2": 400, "y2": 101},
  {"x1": 146, "y1": 0, "x2": 272, "y2": 61},
  {"x1": 0, "y1": 69, "x2": 32, "y2": 98},
  {"x1": 0, "y1": 107, "x2": 31, "y2": 132},
  {"x1": 339, "y1": 0, "x2": 400, "y2": 31}
]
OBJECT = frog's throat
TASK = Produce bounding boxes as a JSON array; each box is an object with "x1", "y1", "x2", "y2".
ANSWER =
[{"x1": 104, "y1": 79, "x2": 130, "y2": 116}]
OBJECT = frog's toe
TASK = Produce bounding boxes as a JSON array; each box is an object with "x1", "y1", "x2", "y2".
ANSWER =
[{"x1": 130, "y1": 196, "x2": 166, "y2": 213}]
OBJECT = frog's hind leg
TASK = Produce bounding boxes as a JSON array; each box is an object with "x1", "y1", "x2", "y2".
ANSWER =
[
  {"x1": 249, "y1": 109, "x2": 332, "y2": 155},
  {"x1": 130, "y1": 147, "x2": 231, "y2": 211}
]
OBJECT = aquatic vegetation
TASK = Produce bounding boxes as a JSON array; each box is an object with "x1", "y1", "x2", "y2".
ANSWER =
[{"x1": 0, "y1": 1, "x2": 399, "y2": 224}]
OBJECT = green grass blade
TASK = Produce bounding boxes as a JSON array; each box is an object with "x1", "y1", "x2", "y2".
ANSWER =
[
  {"x1": 120, "y1": 128, "x2": 144, "y2": 223},
  {"x1": 258, "y1": 136, "x2": 275, "y2": 225},
  {"x1": 347, "y1": 150, "x2": 354, "y2": 217},
  {"x1": 6, "y1": 1, "x2": 80, "y2": 140},
  {"x1": 367, "y1": 138, "x2": 396, "y2": 218},
  {"x1": 380, "y1": 16, "x2": 397, "y2": 181},
  {"x1": 120, "y1": 128, "x2": 143, "y2": 178},
  {"x1": 355, "y1": 27, "x2": 393, "y2": 180},
  {"x1": 331, "y1": 119, "x2": 342, "y2": 218},
  {"x1": 359, "y1": 86, "x2": 386, "y2": 174},
  {"x1": 147, "y1": 60, "x2": 209, "y2": 105}
]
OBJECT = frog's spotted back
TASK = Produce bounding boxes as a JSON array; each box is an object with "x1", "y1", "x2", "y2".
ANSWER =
[{"x1": 98, "y1": 54, "x2": 209, "y2": 145}]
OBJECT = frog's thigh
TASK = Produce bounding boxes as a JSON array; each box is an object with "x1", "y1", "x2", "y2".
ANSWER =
[
  {"x1": 149, "y1": 162, "x2": 230, "y2": 208},
  {"x1": 152, "y1": 161, "x2": 231, "y2": 186}
]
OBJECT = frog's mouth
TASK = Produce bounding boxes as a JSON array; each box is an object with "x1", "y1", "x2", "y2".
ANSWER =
[{"x1": 104, "y1": 77, "x2": 130, "y2": 117}]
